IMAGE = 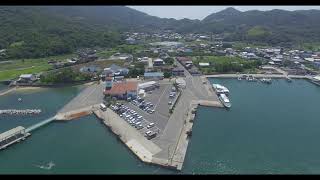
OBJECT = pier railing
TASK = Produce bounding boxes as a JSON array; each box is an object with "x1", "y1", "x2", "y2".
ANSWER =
[{"x1": 25, "y1": 116, "x2": 56, "y2": 133}]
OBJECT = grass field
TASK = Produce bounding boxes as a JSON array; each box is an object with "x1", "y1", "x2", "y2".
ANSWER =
[
  {"x1": 192, "y1": 56, "x2": 260, "y2": 74},
  {"x1": 0, "y1": 54, "x2": 74, "y2": 81}
]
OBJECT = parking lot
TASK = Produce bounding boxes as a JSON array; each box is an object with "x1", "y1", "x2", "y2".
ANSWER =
[{"x1": 109, "y1": 82, "x2": 179, "y2": 141}]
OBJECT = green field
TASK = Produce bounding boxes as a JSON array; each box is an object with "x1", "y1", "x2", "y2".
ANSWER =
[
  {"x1": 192, "y1": 56, "x2": 261, "y2": 74},
  {"x1": 0, "y1": 54, "x2": 74, "y2": 81}
]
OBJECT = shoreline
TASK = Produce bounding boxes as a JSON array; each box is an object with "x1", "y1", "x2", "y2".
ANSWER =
[{"x1": 204, "y1": 73, "x2": 310, "y2": 79}]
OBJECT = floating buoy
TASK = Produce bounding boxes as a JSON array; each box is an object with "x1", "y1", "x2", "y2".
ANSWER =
[{"x1": 18, "y1": 98, "x2": 22, "y2": 102}]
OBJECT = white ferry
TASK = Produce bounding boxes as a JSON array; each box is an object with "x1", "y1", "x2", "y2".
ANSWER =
[
  {"x1": 311, "y1": 75, "x2": 320, "y2": 86},
  {"x1": 212, "y1": 84, "x2": 230, "y2": 96},
  {"x1": 218, "y1": 93, "x2": 231, "y2": 108}
]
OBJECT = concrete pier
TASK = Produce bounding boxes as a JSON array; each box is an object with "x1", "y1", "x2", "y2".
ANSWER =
[
  {"x1": 56, "y1": 82, "x2": 105, "y2": 120},
  {"x1": 93, "y1": 109, "x2": 162, "y2": 164}
]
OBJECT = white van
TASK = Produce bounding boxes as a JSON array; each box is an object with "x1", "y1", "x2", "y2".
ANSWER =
[{"x1": 100, "y1": 103, "x2": 107, "y2": 111}]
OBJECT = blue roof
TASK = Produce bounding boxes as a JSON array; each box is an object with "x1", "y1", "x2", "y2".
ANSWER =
[{"x1": 144, "y1": 72, "x2": 164, "y2": 77}]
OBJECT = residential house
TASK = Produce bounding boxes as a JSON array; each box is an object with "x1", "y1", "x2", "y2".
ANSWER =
[
  {"x1": 153, "y1": 58, "x2": 165, "y2": 66},
  {"x1": 103, "y1": 64, "x2": 129, "y2": 77},
  {"x1": 172, "y1": 67, "x2": 185, "y2": 76},
  {"x1": 18, "y1": 74, "x2": 36, "y2": 83}
]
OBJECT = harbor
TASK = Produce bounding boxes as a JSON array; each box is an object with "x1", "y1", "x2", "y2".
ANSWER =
[{"x1": 0, "y1": 58, "x2": 319, "y2": 172}]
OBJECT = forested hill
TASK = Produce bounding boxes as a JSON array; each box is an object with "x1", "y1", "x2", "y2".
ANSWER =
[
  {"x1": 2, "y1": 6, "x2": 320, "y2": 60},
  {"x1": 199, "y1": 7, "x2": 320, "y2": 47},
  {"x1": 0, "y1": 6, "x2": 197, "y2": 59}
]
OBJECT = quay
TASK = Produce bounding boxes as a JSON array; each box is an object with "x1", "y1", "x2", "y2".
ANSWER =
[
  {"x1": 0, "y1": 59, "x2": 224, "y2": 171},
  {"x1": 204, "y1": 74, "x2": 309, "y2": 79}
]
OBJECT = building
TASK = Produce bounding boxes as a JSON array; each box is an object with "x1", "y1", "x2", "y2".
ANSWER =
[
  {"x1": 80, "y1": 65, "x2": 101, "y2": 73},
  {"x1": 104, "y1": 81, "x2": 138, "y2": 100},
  {"x1": 144, "y1": 72, "x2": 164, "y2": 80},
  {"x1": 199, "y1": 62, "x2": 210, "y2": 67},
  {"x1": 153, "y1": 58, "x2": 165, "y2": 66},
  {"x1": 18, "y1": 74, "x2": 36, "y2": 83},
  {"x1": 103, "y1": 64, "x2": 129, "y2": 77},
  {"x1": 125, "y1": 37, "x2": 137, "y2": 45},
  {"x1": 0, "y1": 126, "x2": 29, "y2": 150},
  {"x1": 176, "y1": 57, "x2": 192, "y2": 63},
  {"x1": 172, "y1": 67, "x2": 185, "y2": 76},
  {"x1": 138, "y1": 81, "x2": 160, "y2": 92}
]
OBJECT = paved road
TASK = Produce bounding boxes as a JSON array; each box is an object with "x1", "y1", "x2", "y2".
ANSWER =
[
  {"x1": 153, "y1": 59, "x2": 219, "y2": 163},
  {"x1": 58, "y1": 82, "x2": 105, "y2": 113}
]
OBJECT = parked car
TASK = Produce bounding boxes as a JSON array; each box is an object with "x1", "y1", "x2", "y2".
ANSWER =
[{"x1": 147, "y1": 123, "x2": 155, "y2": 129}]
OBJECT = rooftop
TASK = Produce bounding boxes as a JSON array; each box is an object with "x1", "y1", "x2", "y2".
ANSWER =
[
  {"x1": 0, "y1": 126, "x2": 25, "y2": 141},
  {"x1": 104, "y1": 81, "x2": 137, "y2": 95}
]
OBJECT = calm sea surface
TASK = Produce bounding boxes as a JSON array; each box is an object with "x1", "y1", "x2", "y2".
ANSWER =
[{"x1": 1, "y1": 79, "x2": 320, "y2": 174}]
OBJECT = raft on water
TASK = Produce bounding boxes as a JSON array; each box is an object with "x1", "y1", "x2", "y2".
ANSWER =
[{"x1": 0, "y1": 109, "x2": 42, "y2": 115}]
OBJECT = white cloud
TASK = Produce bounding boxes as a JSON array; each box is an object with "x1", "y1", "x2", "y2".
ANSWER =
[{"x1": 128, "y1": 6, "x2": 320, "y2": 20}]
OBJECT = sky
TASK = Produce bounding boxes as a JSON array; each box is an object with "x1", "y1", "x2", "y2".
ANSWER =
[{"x1": 128, "y1": 6, "x2": 320, "y2": 20}]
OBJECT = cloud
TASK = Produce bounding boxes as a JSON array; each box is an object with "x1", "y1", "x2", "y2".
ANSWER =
[{"x1": 128, "y1": 6, "x2": 320, "y2": 20}]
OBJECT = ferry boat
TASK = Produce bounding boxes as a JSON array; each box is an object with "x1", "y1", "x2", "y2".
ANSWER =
[
  {"x1": 311, "y1": 75, "x2": 320, "y2": 86},
  {"x1": 260, "y1": 78, "x2": 272, "y2": 84},
  {"x1": 218, "y1": 93, "x2": 231, "y2": 108},
  {"x1": 212, "y1": 84, "x2": 230, "y2": 96}
]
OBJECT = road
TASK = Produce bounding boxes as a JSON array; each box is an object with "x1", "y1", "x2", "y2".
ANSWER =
[{"x1": 152, "y1": 58, "x2": 220, "y2": 167}]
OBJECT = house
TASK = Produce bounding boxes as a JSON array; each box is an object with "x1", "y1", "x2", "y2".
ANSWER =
[
  {"x1": 125, "y1": 37, "x2": 137, "y2": 45},
  {"x1": 153, "y1": 58, "x2": 165, "y2": 66},
  {"x1": 104, "y1": 81, "x2": 137, "y2": 100},
  {"x1": 176, "y1": 57, "x2": 191, "y2": 63},
  {"x1": 172, "y1": 67, "x2": 185, "y2": 76},
  {"x1": 102, "y1": 64, "x2": 129, "y2": 77},
  {"x1": 159, "y1": 52, "x2": 170, "y2": 59},
  {"x1": 18, "y1": 74, "x2": 36, "y2": 83},
  {"x1": 144, "y1": 72, "x2": 164, "y2": 80},
  {"x1": 80, "y1": 65, "x2": 101, "y2": 73}
]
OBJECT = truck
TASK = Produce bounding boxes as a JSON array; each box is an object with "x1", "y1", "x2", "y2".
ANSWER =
[
  {"x1": 146, "y1": 131, "x2": 157, "y2": 140},
  {"x1": 100, "y1": 103, "x2": 107, "y2": 111}
]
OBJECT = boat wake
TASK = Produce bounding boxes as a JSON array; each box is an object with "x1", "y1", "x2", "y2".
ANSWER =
[{"x1": 34, "y1": 161, "x2": 55, "y2": 170}]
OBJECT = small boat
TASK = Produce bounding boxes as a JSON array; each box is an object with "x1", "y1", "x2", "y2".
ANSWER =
[
  {"x1": 18, "y1": 98, "x2": 22, "y2": 102},
  {"x1": 261, "y1": 78, "x2": 272, "y2": 84},
  {"x1": 34, "y1": 161, "x2": 55, "y2": 170},
  {"x1": 246, "y1": 75, "x2": 255, "y2": 82},
  {"x1": 218, "y1": 93, "x2": 231, "y2": 108}
]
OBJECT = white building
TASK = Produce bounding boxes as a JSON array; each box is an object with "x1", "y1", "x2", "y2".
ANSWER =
[
  {"x1": 199, "y1": 62, "x2": 210, "y2": 67},
  {"x1": 138, "y1": 81, "x2": 159, "y2": 91},
  {"x1": 18, "y1": 74, "x2": 36, "y2": 82}
]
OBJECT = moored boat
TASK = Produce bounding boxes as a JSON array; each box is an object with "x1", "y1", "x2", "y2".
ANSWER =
[
  {"x1": 260, "y1": 78, "x2": 272, "y2": 84},
  {"x1": 218, "y1": 93, "x2": 231, "y2": 108},
  {"x1": 212, "y1": 84, "x2": 230, "y2": 96}
]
